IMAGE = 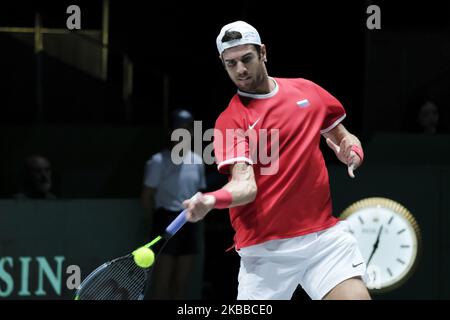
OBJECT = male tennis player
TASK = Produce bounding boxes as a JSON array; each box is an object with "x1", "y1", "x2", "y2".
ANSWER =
[{"x1": 183, "y1": 21, "x2": 370, "y2": 300}]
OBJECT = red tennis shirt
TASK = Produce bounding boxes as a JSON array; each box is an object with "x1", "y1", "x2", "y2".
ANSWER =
[{"x1": 214, "y1": 77, "x2": 346, "y2": 249}]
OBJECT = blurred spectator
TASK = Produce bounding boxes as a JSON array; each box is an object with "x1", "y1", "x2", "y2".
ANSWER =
[
  {"x1": 403, "y1": 96, "x2": 449, "y2": 134},
  {"x1": 141, "y1": 109, "x2": 206, "y2": 299},
  {"x1": 14, "y1": 154, "x2": 56, "y2": 199}
]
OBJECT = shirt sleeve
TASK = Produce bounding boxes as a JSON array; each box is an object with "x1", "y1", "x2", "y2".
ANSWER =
[
  {"x1": 214, "y1": 112, "x2": 253, "y2": 174},
  {"x1": 143, "y1": 154, "x2": 163, "y2": 188},
  {"x1": 313, "y1": 83, "x2": 347, "y2": 134}
]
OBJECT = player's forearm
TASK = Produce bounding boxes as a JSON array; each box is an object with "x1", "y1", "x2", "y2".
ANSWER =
[
  {"x1": 184, "y1": 163, "x2": 257, "y2": 222},
  {"x1": 222, "y1": 179, "x2": 257, "y2": 207},
  {"x1": 224, "y1": 162, "x2": 257, "y2": 207},
  {"x1": 323, "y1": 124, "x2": 354, "y2": 144},
  {"x1": 203, "y1": 175, "x2": 257, "y2": 209},
  {"x1": 204, "y1": 162, "x2": 257, "y2": 209},
  {"x1": 323, "y1": 124, "x2": 362, "y2": 150}
]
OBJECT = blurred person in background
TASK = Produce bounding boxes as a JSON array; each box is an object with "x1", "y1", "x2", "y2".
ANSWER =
[
  {"x1": 14, "y1": 154, "x2": 56, "y2": 199},
  {"x1": 141, "y1": 109, "x2": 206, "y2": 299},
  {"x1": 404, "y1": 96, "x2": 449, "y2": 134}
]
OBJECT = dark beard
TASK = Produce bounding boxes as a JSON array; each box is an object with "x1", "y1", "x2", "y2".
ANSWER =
[{"x1": 238, "y1": 73, "x2": 268, "y2": 94}]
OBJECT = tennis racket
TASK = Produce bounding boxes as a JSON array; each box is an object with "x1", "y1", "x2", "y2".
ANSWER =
[{"x1": 74, "y1": 209, "x2": 188, "y2": 300}]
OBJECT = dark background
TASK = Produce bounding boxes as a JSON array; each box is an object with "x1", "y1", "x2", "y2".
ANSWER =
[
  {"x1": 1, "y1": 1, "x2": 449, "y2": 130},
  {"x1": 0, "y1": 0, "x2": 449, "y2": 300}
]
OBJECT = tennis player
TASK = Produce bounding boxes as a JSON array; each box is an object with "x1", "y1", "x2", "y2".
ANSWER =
[{"x1": 183, "y1": 21, "x2": 370, "y2": 300}]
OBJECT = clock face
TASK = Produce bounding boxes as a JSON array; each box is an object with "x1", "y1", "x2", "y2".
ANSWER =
[{"x1": 341, "y1": 199, "x2": 421, "y2": 293}]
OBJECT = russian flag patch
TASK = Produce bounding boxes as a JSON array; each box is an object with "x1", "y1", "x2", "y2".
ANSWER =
[{"x1": 296, "y1": 99, "x2": 310, "y2": 108}]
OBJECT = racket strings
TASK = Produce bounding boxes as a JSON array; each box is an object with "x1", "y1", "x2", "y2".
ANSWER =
[
  {"x1": 82, "y1": 260, "x2": 143, "y2": 299},
  {"x1": 77, "y1": 257, "x2": 148, "y2": 300},
  {"x1": 93, "y1": 259, "x2": 145, "y2": 300}
]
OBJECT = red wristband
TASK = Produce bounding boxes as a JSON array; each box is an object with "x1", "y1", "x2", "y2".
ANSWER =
[
  {"x1": 351, "y1": 145, "x2": 364, "y2": 163},
  {"x1": 205, "y1": 189, "x2": 232, "y2": 209}
]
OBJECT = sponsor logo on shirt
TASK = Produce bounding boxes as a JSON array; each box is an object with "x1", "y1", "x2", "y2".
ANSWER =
[{"x1": 248, "y1": 118, "x2": 260, "y2": 130}]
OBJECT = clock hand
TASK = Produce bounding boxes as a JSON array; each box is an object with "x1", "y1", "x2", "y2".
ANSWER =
[{"x1": 367, "y1": 225, "x2": 383, "y2": 266}]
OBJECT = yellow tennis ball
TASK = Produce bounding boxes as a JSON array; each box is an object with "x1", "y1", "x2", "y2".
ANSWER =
[{"x1": 132, "y1": 247, "x2": 155, "y2": 268}]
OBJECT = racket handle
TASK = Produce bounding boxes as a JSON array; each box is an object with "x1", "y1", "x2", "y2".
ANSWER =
[{"x1": 165, "y1": 209, "x2": 187, "y2": 237}]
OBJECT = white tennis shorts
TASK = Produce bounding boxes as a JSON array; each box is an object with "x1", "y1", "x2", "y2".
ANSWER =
[{"x1": 236, "y1": 220, "x2": 368, "y2": 300}]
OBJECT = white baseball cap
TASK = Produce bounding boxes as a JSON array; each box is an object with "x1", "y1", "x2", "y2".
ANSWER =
[{"x1": 216, "y1": 21, "x2": 261, "y2": 55}]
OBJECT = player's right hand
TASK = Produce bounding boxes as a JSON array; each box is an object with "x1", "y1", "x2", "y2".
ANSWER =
[{"x1": 183, "y1": 192, "x2": 215, "y2": 222}]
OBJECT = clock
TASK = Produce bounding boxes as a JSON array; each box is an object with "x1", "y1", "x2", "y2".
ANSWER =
[{"x1": 339, "y1": 197, "x2": 422, "y2": 294}]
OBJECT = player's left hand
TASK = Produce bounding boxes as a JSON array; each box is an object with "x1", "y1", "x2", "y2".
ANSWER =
[{"x1": 326, "y1": 137, "x2": 363, "y2": 178}]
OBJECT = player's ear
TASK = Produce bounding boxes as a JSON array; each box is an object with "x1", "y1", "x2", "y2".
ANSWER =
[
  {"x1": 219, "y1": 55, "x2": 226, "y2": 68},
  {"x1": 260, "y1": 44, "x2": 267, "y2": 62}
]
